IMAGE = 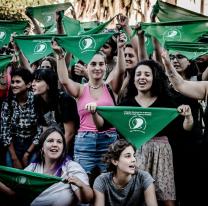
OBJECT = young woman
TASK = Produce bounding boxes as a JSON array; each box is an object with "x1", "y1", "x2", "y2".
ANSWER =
[
  {"x1": 51, "y1": 33, "x2": 126, "y2": 185},
  {"x1": 93, "y1": 139, "x2": 158, "y2": 206},
  {"x1": 162, "y1": 49, "x2": 208, "y2": 206},
  {"x1": 39, "y1": 56, "x2": 57, "y2": 73},
  {"x1": 1, "y1": 68, "x2": 42, "y2": 169},
  {"x1": 86, "y1": 60, "x2": 194, "y2": 206},
  {"x1": 32, "y1": 69, "x2": 79, "y2": 151},
  {"x1": 0, "y1": 126, "x2": 93, "y2": 205}
]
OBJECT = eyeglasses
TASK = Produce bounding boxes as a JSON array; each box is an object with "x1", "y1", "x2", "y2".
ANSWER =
[{"x1": 169, "y1": 54, "x2": 185, "y2": 61}]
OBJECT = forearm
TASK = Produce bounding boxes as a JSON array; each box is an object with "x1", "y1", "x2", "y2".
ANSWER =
[
  {"x1": 65, "y1": 52, "x2": 72, "y2": 69},
  {"x1": 57, "y1": 20, "x2": 65, "y2": 34},
  {"x1": 202, "y1": 67, "x2": 208, "y2": 81},
  {"x1": 152, "y1": 36, "x2": 163, "y2": 66},
  {"x1": 76, "y1": 185, "x2": 93, "y2": 204},
  {"x1": 138, "y1": 33, "x2": 148, "y2": 61},
  {"x1": 8, "y1": 142, "x2": 18, "y2": 159},
  {"x1": 30, "y1": 17, "x2": 42, "y2": 34},
  {"x1": 27, "y1": 143, "x2": 36, "y2": 153},
  {"x1": 183, "y1": 116, "x2": 194, "y2": 131},
  {"x1": 91, "y1": 113, "x2": 105, "y2": 129},
  {"x1": 0, "y1": 69, "x2": 8, "y2": 89},
  {"x1": 0, "y1": 182, "x2": 16, "y2": 196}
]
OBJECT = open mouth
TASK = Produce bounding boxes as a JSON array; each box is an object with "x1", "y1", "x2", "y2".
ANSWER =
[
  {"x1": 50, "y1": 149, "x2": 58, "y2": 152},
  {"x1": 129, "y1": 165, "x2": 135, "y2": 169},
  {"x1": 139, "y1": 82, "x2": 146, "y2": 85}
]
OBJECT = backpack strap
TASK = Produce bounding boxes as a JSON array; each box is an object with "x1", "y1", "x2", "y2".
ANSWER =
[{"x1": 106, "y1": 84, "x2": 116, "y2": 105}]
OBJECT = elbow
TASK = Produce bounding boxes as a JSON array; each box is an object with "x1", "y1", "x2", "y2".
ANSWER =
[{"x1": 80, "y1": 190, "x2": 94, "y2": 204}]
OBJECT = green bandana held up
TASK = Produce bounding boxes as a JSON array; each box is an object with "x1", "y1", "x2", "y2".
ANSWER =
[
  {"x1": 14, "y1": 34, "x2": 66, "y2": 63},
  {"x1": 0, "y1": 166, "x2": 64, "y2": 204},
  {"x1": 26, "y1": 2, "x2": 72, "y2": 26},
  {"x1": 0, "y1": 20, "x2": 29, "y2": 47},
  {"x1": 81, "y1": 21, "x2": 99, "y2": 31},
  {"x1": 41, "y1": 22, "x2": 56, "y2": 32},
  {"x1": 153, "y1": 0, "x2": 208, "y2": 22},
  {"x1": 55, "y1": 33, "x2": 116, "y2": 64},
  {"x1": 96, "y1": 106, "x2": 179, "y2": 149},
  {"x1": 0, "y1": 54, "x2": 13, "y2": 73},
  {"x1": 46, "y1": 23, "x2": 58, "y2": 34},
  {"x1": 141, "y1": 20, "x2": 208, "y2": 46},
  {"x1": 164, "y1": 41, "x2": 208, "y2": 60}
]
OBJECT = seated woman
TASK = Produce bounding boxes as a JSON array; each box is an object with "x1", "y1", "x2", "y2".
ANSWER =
[
  {"x1": 0, "y1": 126, "x2": 93, "y2": 206},
  {"x1": 93, "y1": 139, "x2": 158, "y2": 206}
]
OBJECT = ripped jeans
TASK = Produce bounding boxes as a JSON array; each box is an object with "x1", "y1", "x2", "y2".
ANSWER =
[{"x1": 74, "y1": 131, "x2": 117, "y2": 173}]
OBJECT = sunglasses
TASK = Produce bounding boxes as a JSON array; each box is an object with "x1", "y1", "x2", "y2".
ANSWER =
[{"x1": 169, "y1": 54, "x2": 185, "y2": 61}]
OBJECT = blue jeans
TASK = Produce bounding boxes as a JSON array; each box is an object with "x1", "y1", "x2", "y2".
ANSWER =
[
  {"x1": 5, "y1": 137, "x2": 36, "y2": 167},
  {"x1": 74, "y1": 131, "x2": 117, "y2": 173}
]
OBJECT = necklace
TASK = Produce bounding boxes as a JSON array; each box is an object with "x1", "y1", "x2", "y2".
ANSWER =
[{"x1": 89, "y1": 83, "x2": 103, "y2": 89}]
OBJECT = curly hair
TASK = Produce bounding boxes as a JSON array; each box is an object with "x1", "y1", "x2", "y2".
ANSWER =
[
  {"x1": 126, "y1": 60, "x2": 170, "y2": 99},
  {"x1": 102, "y1": 139, "x2": 136, "y2": 173}
]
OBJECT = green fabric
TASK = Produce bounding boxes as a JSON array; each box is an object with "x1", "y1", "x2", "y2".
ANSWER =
[
  {"x1": 46, "y1": 23, "x2": 57, "y2": 34},
  {"x1": 0, "y1": 20, "x2": 29, "y2": 46},
  {"x1": 0, "y1": 54, "x2": 13, "y2": 73},
  {"x1": 14, "y1": 34, "x2": 66, "y2": 63},
  {"x1": 153, "y1": 0, "x2": 208, "y2": 22},
  {"x1": 81, "y1": 16, "x2": 117, "y2": 35},
  {"x1": 68, "y1": 56, "x2": 79, "y2": 68},
  {"x1": 0, "y1": 165, "x2": 63, "y2": 204},
  {"x1": 55, "y1": 33, "x2": 116, "y2": 64},
  {"x1": 164, "y1": 41, "x2": 208, "y2": 60},
  {"x1": 81, "y1": 21, "x2": 98, "y2": 29},
  {"x1": 61, "y1": 12, "x2": 85, "y2": 36},
  {"x1": 41, "y1": 22, "x2": 55, "y2": 31},
  {"x1": 141, "y1": 20, "x2": 208, "y2": 46},
  {"x1": 26, "y1": 2, "x2": 72, "y2": 26},
  {"x1": 96, "y1": 106, "x2": 179, "y2": 149}
]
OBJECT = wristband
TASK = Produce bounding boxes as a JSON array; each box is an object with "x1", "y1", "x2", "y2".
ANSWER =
[
  {"x1": 26, "y1": 150, "x2": 31, "y2": 155},
  {"x1": 165, "y1": 71, "x2": 175, "y2": 77},
  {"x1": 57, "y1": 53, "x2": 65, "y2": 60}
]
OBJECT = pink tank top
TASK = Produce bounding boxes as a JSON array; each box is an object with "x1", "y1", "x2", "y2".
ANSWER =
[{"x1": 77, "y1": 83, "x2": 116, "y2": 133}]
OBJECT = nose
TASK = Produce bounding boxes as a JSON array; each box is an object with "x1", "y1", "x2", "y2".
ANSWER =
[
  {"x1": 95, "y1": 64, "x2": 100, "y2": 70},
  {"x1": 32, "y1": 80, "x2": 36, "y2": 86},
  {"x1": 52, "y1": 141, "x2": 58, "y2": 146},
  {"x1": 132, "y1": 156, "x2": 136, "y2": 162},
  {"x1": 172, "y1": 57, "x2": 178, "y2": 63},
  {"x1": 100, "y1": 47, "x2": 104, "y2": 52},
  {"x1": 125, "y1": 54, "x2": 130, "y2": 60}
]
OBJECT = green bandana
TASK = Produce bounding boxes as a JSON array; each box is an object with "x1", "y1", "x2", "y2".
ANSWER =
[
  {"x1": 81, "y1": 16, "x2": 117, "y2": 35},
  {"x1": 14, "y1": 34, "x2": 66, "y2": 63},
  {"x1": 0, "y1": 54, "x2": 13, "y2": 73},
  {"x1": 69, "y1": 56, "x2": 79, "y2": 68},
  {"x1": 164, "y1": 41, "x2": 208, "y2": 60},
  {"x1": 26, "y1": 2, "x2": 72, "y2": 26},
  {"x1": 46, "y1": 23, "x2": 58, "y2": 34},
  {"x1": 96, "y1": 106, "x2": 179, "y2": 149},
  {"x1": 41, "y1": 22, "x2": 55, "y2": 32},
  {"x1": 55, "y1": 33, "x2": 116, "y2": 64},
  {"x1": 153, "y1": 0, "x2": 208, "y2": 22},
  {"x1": 81, "y1": 21, "x2": 98, "y2": 30},
  {"x1": 61, "y1": 12, "x2": 85, "y2": 36},
  {"x1": 0, "y1": 20, "x2": 29, "y2": 47},
  {"x1": 141, "y1": 20, "x2": 208, "y2": 46},
  {"x1": 0, "y1": 166, "x2": 63, "y2": 204}
]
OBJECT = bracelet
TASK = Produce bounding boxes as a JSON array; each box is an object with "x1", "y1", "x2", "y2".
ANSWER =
[
  {"x1": 165, "y1": 71, "x2": 175, "y2": 77},
  {"x1": 26, "y1": 150, "x2": 31, "y2": 155},
  {"x1": 57, "y1": 54, "x2": 65, "y2": 60},
  {"x1": 90, "y1": 111, "x2": 97, "y2": 114},
  {"x1": 0, "y1": 81, "x2": 8, "y2": 85}
]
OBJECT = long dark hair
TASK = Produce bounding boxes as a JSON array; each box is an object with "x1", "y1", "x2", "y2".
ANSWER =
[
  {"x1": 102, "y1": 139, "x2": 136, "y2": 173},
  {"x1": 126, "y1": 60, "x2": 170, "y2": 99},
  {"x1": 32, "y1": 69, "x2": 59, "y2": 110},
  {"x1": 33, "y1": 126, "x2": 70, "y2": 177},
  {"x1": 184, "y1": 60, "x2": 198, "y2": 79},
  {"x1": 40, "y1": 56, "x2": 57, "y2": 73}
]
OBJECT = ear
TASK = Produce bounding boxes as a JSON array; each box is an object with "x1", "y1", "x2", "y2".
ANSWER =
[{"x1": 111, "y1": 159, "x2": 118, "y2": 167}]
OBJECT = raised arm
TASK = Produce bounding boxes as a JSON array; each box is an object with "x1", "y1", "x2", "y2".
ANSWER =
[
  {"x1": 135, "y1": 22, "x2": 148, "y2": 61},
  {"x1": 116, "y1": 14, "x2": 139, "y2": 60},
  {"x1": 107, "y1": 32, "x2": 126, "y2": 94},
  {"x1": 51, "y1": 38, "x2": 84, "y2": 98},
  {"x1": 161, "y1": 49, "x2": 208, "y2": 101}
]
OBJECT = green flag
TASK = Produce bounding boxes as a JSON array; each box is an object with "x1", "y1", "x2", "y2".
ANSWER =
[
  {"x1": 141, "y1": 20, "x2": 208, "y2": 46},
  {"x1": 0, "y1": 165, "x2": 63, "y2": 204},
  {"x1": 96, "y1": 106, "x2": 179, "y2": 149},
  {"x1": 0, "y1": 20, "x2": 29, "y2": 47},
  {"x1": 61, "y1": 12, "x2": 85, "y2": 36},
  {"x1": 153, "y1": 0, "x2": 208, "y2": 22},
  {"x1": 41, "y1": 22, "x2": 55, "y2": 32},
  {"x1": 55, "y1": 33, "x2": 116, "y2": 64},
  {"x1": 14, "y1": 34, "x2": 66, "y2": 63},
  {"x1": 46, "y1": 23, "x2": 58, "y2": 34},
  {"x1": 81, "y1": 21, "x2": 98, "y2": 30},
  {"x1": 26, "y1": 2, "x2": 72, "y2": 26},
  {"x1": 164, "y1": 41, "x2": 208, "y2": 60},
  {"x1": 0, "y1": 54, "x2": 13, "y2": 73},
  {"x1": 81, "y1": 16, "x2": 117, "y2": 35}
]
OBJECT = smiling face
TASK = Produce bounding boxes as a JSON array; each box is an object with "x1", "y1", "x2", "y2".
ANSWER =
[
  {"x1": 124, "y1": 47, "x2": 138, "y2": 70},
  {"x1": 113, "y1": 146, "x2": 136, "y2": 175},
  {"x1": 32, "y1": 79, "x2": 48, "y2": 97},
  {"x1": 87, "y1": 54, "x2": 106, "y2": 80},
  {"x1": 170, "y1": 52, "x2": 190, "y2": 73},
  {"x1": 42, "y1": 131, "x2": 64, "y2": 162},
  {"x1": 134, "y1": 65, "x2": 153, "y2": 93},
  {"x1": 11, "y1": 75, "x2": 31, "y2": 95}
]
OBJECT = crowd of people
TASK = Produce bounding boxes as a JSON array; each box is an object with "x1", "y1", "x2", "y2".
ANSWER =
[{"x1": 0, "y1": 3, "x2": 208, "y2": 206}]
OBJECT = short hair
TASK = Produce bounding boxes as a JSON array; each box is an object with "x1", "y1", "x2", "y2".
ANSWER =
[
  {"x1": 33, "y1": 126, "x2": 69, "y2": 177},
  {"x1": 102, "y1": 139, "x2": 136, "y2": 173},
  {"x1": 11, "y1": 68, "x2": 32, "y2": 85},
  {"x1": 124, "y1": 42, "x2": 133, "y2": 50}
]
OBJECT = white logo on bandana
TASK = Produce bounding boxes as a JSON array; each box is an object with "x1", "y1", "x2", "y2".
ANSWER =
[
  {"x1": 163, "y1": 29, "x2": 181, "y2": 42},
  {"x1": 0, "y1": 29, "x2": 6, "y2": 41},
  {"x1": 129, "y1": 116, "x2": 146, "y2": 133},
  {"x1": 44, "y1": 15, "x2": 53, "y2": 23},
  {"x1": 34, "y1": 42, "x2": 47, "y2": 54},
  {"x1": 79, "y1": 36, "x2": 96, "y2": 53}
]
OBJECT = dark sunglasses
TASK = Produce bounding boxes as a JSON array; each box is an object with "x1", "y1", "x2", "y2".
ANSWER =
[{"x1": 169, "y1": 54, "x2": 185, "y2": 61}]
